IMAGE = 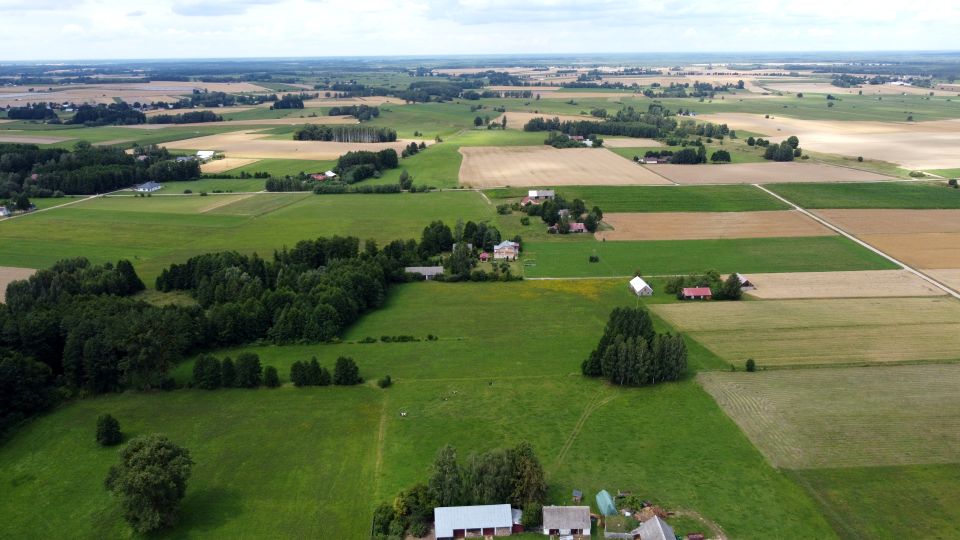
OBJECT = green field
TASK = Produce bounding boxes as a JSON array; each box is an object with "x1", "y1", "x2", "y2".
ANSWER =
[
  {"x1": 0, "y1": 281, "x2": 836, "y2": 538},
  {"x1": 929, "y1": 168, "x2": 960, "y2": 178},
  {"x1": 216, "y1": 158, "x2": 338, "y2": 178},
  {"x1": 0, "y1": 122, "x2": 247, "y2": 149},
  {"x1": 767, "y1": 181, "x2": 960, "y2": 208},
  {"x1": 126, "y1": 178, "x2": 266, "y2": 193},
  {"x1": 606, "y1": 144, "x2": 768, "y2": 164},
  {"x1": 486, "y1": 185, "x2": 788, "y2": 212},
  {"x1": 521, "y1": 236, "x2": 897, "y2": 278}
]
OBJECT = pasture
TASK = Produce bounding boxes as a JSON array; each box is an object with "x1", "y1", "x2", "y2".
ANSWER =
[
  {"x1": 214, "y1": 157, "x2": 337, "y2": 178},
  {"x1": 698, "y1": 364, "x2": 960, "y2": 468},
  {"x1": 0, "y1": 281, "x2": 835, "y2": 539},
  {"x1": 742, "y1": 270, "x2": 944, "y2": 299},
  {"x1": 163, "y1": 130, "x2": 430, "y2": 160},
  {"x1": 596, "y1": 210, "x2": 833, "y2": 241},
  {"x1": 654, "y1": 297, "x2": 960, "y2": 367},
  {"x1": 521, "y1": 236, "x2": 896, "y2": 278},
  {"x1": 767, "y1": 181, "x2": 960, "y2": 208},
  {"x1": 485, "y1": 185, "x2": 789, "y2": 212},
  {"x1": 458, "y1": 146, "x2": 671, "y2": 187},
  {"x1": 646, "y1": 162, "x2": 893, "y2": 185}
]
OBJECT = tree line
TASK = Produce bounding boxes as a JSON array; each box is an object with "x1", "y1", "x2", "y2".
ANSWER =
[
  {"x1": 293, "y1": 124, "x2": 397, "y2": 143},
  {"x1": 6, "y1": 103, "x2": 57, "y2": 120},
  {"x1": 327, "y1": 104, "x2": 380, "y2": 121},
  {"x1": 664, "y1": 270, "x2": 743, "y2": 300},
  {"x1": 147, "y1": 111, "x2": 222, "y2": 124},
  {"x1": 581, "y1": 307, "x2": 688, "y2": 386},
  {"x1": 68, "y1": 103, "x2": 145, "y2": 126}
]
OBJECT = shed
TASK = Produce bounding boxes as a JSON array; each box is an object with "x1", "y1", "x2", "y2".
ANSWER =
[
  {"x1": 0, "y1": 206, "x2": 9, "y2": 217},
  {"x1": 572, "y1": 489, "x2": 583, "y2": 503},
  {"x1": 632, "y1": 516, "x2": 674, "y2": 540},
  {"x1": 736, "y1": 273, "x2": 755, "y2": 290},
  {"x1": 324, "y1": 170, "x2": 337, "y2": 179},
  {"x1": 596, "y1": 490, "x2": 617, "y2": 516},
  {"x1": 404, "y1": 266, "x2": 444, "y2": 280},
  {"x1": 542, "y1": 505, "x2": 591, "y2": 537},
  {"x1": 681, "y1": 287, "x2": 712, "y2": 300},
  {"x1": 134, "y1": 181, "x2": 162, "y2": 193},
  {"x1": 528, "y1": 189, "x2": 555, "y2": 200},
  {"x1": 196, "y1": 150, "x2": 215, "y2": 161},
  {"x1": 479, "y1": 252, "x2": 490, "y2": 262},
  {"x1": 629, "y1": 276, "x2": 653, "y2": 297},
  {"x1": 434, "y1": 504, "x2": 514, "y2": 539}
]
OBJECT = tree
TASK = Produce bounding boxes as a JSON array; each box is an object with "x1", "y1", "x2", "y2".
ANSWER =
[
  {"x1": 428, "y1": 444, "x2": 462, "y2": 506},
  {"x1": 305, "y1": 357, "x2": 322, "y2": 385},
  {"x1": 0, "y1": 353, "x2": 54, "y2": 431},
  {"x1": 716, "y1": 272, "x2": 743, "y2": 300},
  {"x1": 96, "y1": 414, "x2": 122, "y2": 446},
  {"x1": 290, "y1": 361, "x2": 308, "y2": 387},
  {"x1": 745, "y1": 358, "x2": 756, "y2": 372},
  {"x1": 786, "y1": 135, "x2": 800, "y2": 149},
  {"x1": 318, "y1": 366, "x2": 332, "y2": 386},
  {"x1": 104, "y1": 434, "x2": 193, "y2": 534},
  {"x1": 398, "y1": 169, "x2": 413, "y2": 191},
  {"x1": 509, "y1": 442, "x2": 547, "y2": 506},
  {"x1": 710, "y1": 150, "x2": 731, "y2": 163},
  {"x1": 220, "y1": 357, "x2": 236, "y2": 388},
  {"x1": 263, "y1": 366, "x2": 280, "y2": 388},
  {"x1": 333, "y1": 356, "x2": 361, "y2": 385},
  {"x1": 746, "y1": 136, "x2": 756, "y2": 146},
  {"x1": 473, "y1": 116, "x2": 483, "y2": 127},
  {"x1": 234, "y1": 353, "x2": 262, "y2": 388},
  {"x1": 192, "y1": 355, "x2": 221, "y2": 390}
]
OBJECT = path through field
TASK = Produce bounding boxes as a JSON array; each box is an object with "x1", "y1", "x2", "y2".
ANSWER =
[{"x1": 554, "y1": 390, "x2": 617, "y2": 468}]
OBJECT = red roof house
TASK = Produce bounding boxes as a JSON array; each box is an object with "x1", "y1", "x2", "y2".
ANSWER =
[{"x1": 681, "y1": 287, "x2": 712, "y2": 300}]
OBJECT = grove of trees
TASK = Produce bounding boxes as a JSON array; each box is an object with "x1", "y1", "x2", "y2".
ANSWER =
[
  {"x1": 581, "y1": 307, "x2": 688, "y2": 386},
  {"x1": 294, "y1": 124, "x2": 397, "y2": 143}
]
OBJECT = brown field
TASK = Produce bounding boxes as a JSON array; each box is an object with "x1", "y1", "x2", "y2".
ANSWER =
[
  {"x1": 815, "y1": 209, "x2": 960, "y2": 234},
  {"x1": 742, "y1": 270, "x2": 944, "y2": 299},
  {"x1": 458, "y1": 146, "x2": 672, "y2": 188},
  {"x1": 145, "y1": 106, "x2": 253, "y2": 117},
  {"x1": 596, "y1": 210, "x2": 833, "y2": 241},
  {"x1": 860, "y1": 233, "x2": 960, "y2": 268},
  {"x1": 495, "y1": 112, "x2": 595, "y2": 129},
  {"x1": 924, "y1": 269, "x2": 960, "y2": 291},
  {"x1": 303, "y1": 96, "x2": 408, "y2": 107},
  {"x1": 645, "y1": 161, "x2": 893, "y2": 184},
  {"x1": 200, "y1": 158, "x2": 260, "y2": 174},
  {"x1": 699, "y1": 112, "x2": 960, "y2": 170},
  {"x1": 122, "y1": 116, "x2": 358, "y2": 129},
  {"x1": 652, "y1": 297, "x2": 960, "y2": 367},
  {"x1": 0, "y1": 266, "x2": 36, "y2": 303},
  {"x1": 762, "y1": 81, "x2": 958, "y2": 97},
  {"x1": 0, "y1": 134, "x2": 72, "y2": 144},
  {"x1": 599, "y1": 137, "x2": 663, "y2": 148},
  {"x1": 699, "y1": 364, "x2": 960, "y2": 468},
  {"x1": 0, "y1": 81, "x2": 271, "y2": 108},
  {"x1": 164, "y1": 130, "x2": 430, "y2": 160}
]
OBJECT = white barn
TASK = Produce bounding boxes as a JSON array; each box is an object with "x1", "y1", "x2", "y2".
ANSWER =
[
  {"x1": 434, "y1": 504, "x2": 514, "y2": 539},
  {"x1": 196, "y1": 150, "x2": 215, "y2": 161},
  {"x1": 629, "y1": 276, "x2": 653, "y2": 297}
]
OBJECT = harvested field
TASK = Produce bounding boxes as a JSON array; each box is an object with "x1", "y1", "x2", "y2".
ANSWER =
[
  {"x1": 762, "y1": 81, "x2": 958, "y2": 97},
  {"x1": 200, "y1": 158, "x2": 261, "y2": 174},
  {"x1": 860, "y1": 233, "x2": 960, "y2": 269},
  {"x1": 596, "y1": 210, "x2": 833, "y2": 241},
  {"x1": 815, "y1": 209, "x2": 960, "y2": 234},
  {"x1": 924, "y1": 269, "x2": 960, "y2": 291},
  {"x1": 495, "y1": 112, "x2": 595, "y2": 129},
  {"x1": 0, "y1": 266, "x2": 36, "y2": 303},
  {"x1": 0, "y1": 134, "x2": 72, "y2": 144},
  {"x1": 599, "y1": 137, "x2": 663, "y2": 148},
  {"x1": 458, "y1": 146, "x2": 672, "y2": 188},
  {"x1": 742, "y1": 270, "x2": 944, "y2": 299},
  {"x1": 699, "y1": 113, "x2": 960, "y2": 170},
  {"x1": 145, "y1": 107, "x2": 252, "y2": 117},
  {"x1": 699, "y1": 364, "x2": 960, "y2": 468},
  {"x1": 164, "y1": 130, "x2": 430, "y2": 160},
  {"x1": 652, "y1": 297, "x2": 960, "y2": 367},
  {"x1": 646, "y1": 162, "x2": 893, "y2": 184}
]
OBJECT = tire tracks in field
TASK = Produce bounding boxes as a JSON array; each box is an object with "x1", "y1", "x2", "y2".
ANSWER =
[{"x1": 554, "y1": 390, "x2": 618, "y2": 468}]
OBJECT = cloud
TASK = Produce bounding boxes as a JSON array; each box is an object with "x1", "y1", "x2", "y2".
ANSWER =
[
  {"x1": 171, "y1": 0, "x2": 280, "y2": 16},
  {"x1": 127, "y1": 10, "x2": 146, "y2": 16}
]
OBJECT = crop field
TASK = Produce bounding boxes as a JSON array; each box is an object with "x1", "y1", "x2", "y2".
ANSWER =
[
  {"x1": 767, "y1": 181, "x2": 960, "y2": 208},
  {"x1": 924, "y1": 269, "x2": 960, "y2": 291},
  {"x1": 485, "y1": 185, "x2": 789, "y2": 212},
  {"x1": 0, "y1": 122, "x2": 256, "y2": 148},
  {"x1": 646, "y1": 162, "x2": 893, "y2": 184},
  {"x1": 163, "y1": 130, "x2": 430, "y2": 160},
  {"x1": 215, "y1": 157, "x2": 337, "y2": 178},
  {"x1": 199, "y1": 157, "x2": 260, "y2": 173},
  {"x1": 699, "y1": 364, "x2": 960, "y2": 468},
  {"x1": 137, "y1": 178, "x2": 266, "y2": 193},
  {"x1": 654, "y1": 297, "x2": 960, "y2": 367},
  {"x1": 0, "y1": 266, "x2": 36, "y2": 303},
  {"x1": 0, "y1": 133, "x2": 72, "y2": 144},
  {"x1": 742, "y1": 270, "x2": 944, "y2": 299},
  {"x1": 521, "y1": 236, "x2": 895, "y2": 278},
  {"x1": 0, "y1": 191, "x2": 493, "y2": 283},
  {"x1": 458, "y1": 146, "x2": 672, "y2": 187},
  {"x1": 596, "y1": 210, "x2": 833, "y2": 241},
  {"x1": 0, "y1": 281, "x2": 835, "y2": 539}
]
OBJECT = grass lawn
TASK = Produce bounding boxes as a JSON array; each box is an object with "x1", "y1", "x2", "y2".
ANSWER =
[
  {"x1": 485, "y1": 185, "x2": 788, "y2": 212},
  {"x1": 767, "y1": 181, "x2": 960, "y2": 208},
  {"x1": 28, "y1": 196, "x2": 85, "y2": 210},
  {"x1": 521, "y1": 236, "x2": 896, "y2": 278},
  {"x1": 0, "y1": 281, "x2": 835, "y2": 538}
]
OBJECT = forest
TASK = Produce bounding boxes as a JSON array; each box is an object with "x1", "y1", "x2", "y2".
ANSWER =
[{"x1": 293, "y1": 124, "x2": 397, "y2": 143}]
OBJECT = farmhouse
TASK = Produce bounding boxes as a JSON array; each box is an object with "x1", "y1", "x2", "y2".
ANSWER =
[
  {"x1": 196, "y1": 150, "x2": 215, "y2": 161},
  {"x1": 542, "y1": 506, "x2": 591, "y2": 537},
  {"x1": 404, "y1": 266, "x2": 444, "y2": 280},
  {"x1": 493, "y1": 240, "x2": 520, "y2": 261},
  {"x1": 681, "y1": 287, "x2": 712, "y2": 300},
  {"x1": 629, "y1": 276, "x2": 653, "y2": 297},
  {"x1": 133, "y1": 181, "x2": 162, "y2": 193},
  {"x1": 434, "y1": 504, "x2": 515, "y2": 539}
]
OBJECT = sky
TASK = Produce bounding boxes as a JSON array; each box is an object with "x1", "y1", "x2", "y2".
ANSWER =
[{"x1": 1, "y1": 0, "x2": 959, "y2": 61}]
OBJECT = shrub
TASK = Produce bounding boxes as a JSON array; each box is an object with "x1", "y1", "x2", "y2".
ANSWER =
[
  {"x1": 745, "y1": 358, "x2": 757, "y2": 372},
  {"x1": 290, "y1": 361, "x2": 308, "y2": 387},
  {"x1": 192, "y1": 354, "x2": 221, "y2": 390},
  {"x1": 96, "y1": 414, "x2": 122, "y2": 446},
  {"x1": 183, "y1": 189, "x2": 192, "y2": 194},
  {"x1": 409, "y1": 521, "x2": 428, "y2": 537},
  {"x1": 263, "y1": 366, "x2": 280, "y2": 388},
  {"x1": 520, "y1": 216, "x2": 530, "y2": 226},
  {"x1": 857, "y1": 156, "x2": 864, "y2": 162},
  {"x1": 377, "y1": 375, "x2": 392, "y2": 388},
  {"x1": 588, "y1": 255, "x2": 600, "y2": 263},
  {"x1": 948, "y1": 179, "x2": 958, "y2": 187}
]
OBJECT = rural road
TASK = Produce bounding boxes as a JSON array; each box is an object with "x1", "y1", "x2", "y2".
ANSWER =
[{"x1": 753, "y1": 184, "x2": 960, "y2": 300}]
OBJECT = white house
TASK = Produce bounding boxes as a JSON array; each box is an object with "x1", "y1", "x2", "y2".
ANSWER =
[
  {"x1": 632, "y1": 516, "x2": 674, "y2": 540},
  {"x1": 133, "y1": 181, "x2": 162, "y2": 193},
  {"x1": 629, "y1": 276, "x2": 653, "y2": 297},
  {"x1": 493, "y1": 240, "x2": 520, "y2": 261},
  {"x1": 542, "y1": 506, "x2": 591, "y2": 537},
  {"x1": 196, "y1": 150, "x2": 215, "y2": 161},
  {"x1": 434, "y1": 504, "x2": 515, "y2": 539}
]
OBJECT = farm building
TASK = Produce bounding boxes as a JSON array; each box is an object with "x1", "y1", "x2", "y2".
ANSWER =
[
  {"x1": 736, "y1": 273, "x2": 755, "y2": 290},
  {"x1": 175, "y1": 156, "x2": 194, "y2": 163},
  {"x1": 596, "y1": 490, "x2": 617, "y2": 516},
  {"x1": 681, "y1": 287, "x2": 712, "y2": 300},
  {"x1": 542, "y1": 506, "x2": 591, "y2": 537},
  {"x1": 0, "y1": 206, "x2": 9, "y2": 217},
  {"x1": 569, "y1": 222, "x2": 587, "y2": 233},
  {"x1": 134, "y1": 181, "x2": 162, "y2": 193},
  {"x1": 493, "y1": 240, "x2": 520, "y2": 261},
  {"x1": 643, "y1": 156, "x2": 670, "y2": 164},
  {"x1": 629, "y1": 276, "x2": 653, "y2": 297},
  {"x1": 196, "y1": 150, "x2": 215, "y2": 161},
  {"x1": 572, "y1": 489, "x2": 583, "y2": 503},
  {"x1": 404, "y1": 266, "x2": 444, "y2": 280},
  {"x1": 479, "y1": 252, "x2": 490, "y2": 262},
  {"x1": 433, "y1": 504, "x2": 515, "y2": 539},
  {"x1": 312, "y1": 170, "x2": 338, "y2": 181},
  {"x1": 529, "y1": 189, "x2": 555, "y2": 200},
  {"x1": 633, "y1": 516, "x2": 675, "y2": 540}
]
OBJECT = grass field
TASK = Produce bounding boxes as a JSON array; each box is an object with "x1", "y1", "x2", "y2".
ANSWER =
[
  {"x1": 215, "y1": 157, "x2": 338, "y2": 177},
  {"x1": 486, "y1": 185, "x2": 789, "y2": 212},
  {"x1": 929, "y1": 168, "x2": 960, "y2": 178},
  {"x1": 0, "y1": 122, "x2": 249, "y2": 149},
  {"x1": 135, "y1": 177, "x2": 267, "y2": 193},
  {"x1": 0, "y1": 281, "x2": 836, "y2": 539},
  {"x1": 655, "y1": 297, "x2": 960, "y2": 367},
  {"x1": 768, "y1": 181, "x2": 960, "y2": 208},
  {"x1": 521, "y1": 236, "x2": 896, "y2": 278}
]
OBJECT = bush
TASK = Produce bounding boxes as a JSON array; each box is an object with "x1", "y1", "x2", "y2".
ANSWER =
[
  {"x1": 409, "y1": 521, "x2": 428, "y2": 537},
  {"x1": 857, "y1": 156, "x2": 864, "y2": 162},
  {"x1": 520, "y1": 216, "x2": 530, "y2": 226},
  {"x1": 263, "y1": 366, "x2": 280, "y2": 388},
  {"x1": 745, "y1": 358, "x2": 757, "y2": 372},
  {"x1": 588, "y1": 255, "x2": 600, "y2": 263},
  {"x1": 948, "y1": 179, "x2": 958, "y2": 187},
  {"x1": 96, "y1": 414, "x2": 122, "y2": 446},
  {"x1": 377, "y1": 375, "x2": 392, "y2": 388}
]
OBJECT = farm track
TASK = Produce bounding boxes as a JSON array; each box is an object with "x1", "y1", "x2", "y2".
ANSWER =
[{"x1": 554, "y1": 391, "x2": 617, "y2": 468}]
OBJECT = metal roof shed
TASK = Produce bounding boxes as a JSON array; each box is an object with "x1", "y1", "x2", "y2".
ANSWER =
[{"x1": 434, "y1": 504, "x2": 513, "y2": 539}]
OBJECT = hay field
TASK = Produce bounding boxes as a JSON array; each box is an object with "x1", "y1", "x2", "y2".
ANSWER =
[
  {"x1": 699, "y1": 364, "x2": 960, "y2": 468},
  {"x1": 762, "y1": 81, "x2": 958, "y2": 97},
  {"x1": 0, "y1": 266, "x2": 36, "y2": 303},
  {"x1": 699, "y1": 112, "x2": 960, "y2": 170},
  {"x1": 164, "y1": 130, "x2": 429, "y2": 160},
  {"x1": 646, "y1": 162, "x2": 893, "y2": 184},
  {"x1": 652, "y1": 297, "x2": 960, "y2": 367},
  {"x1": 861, "y1": 233, "x2": 960, "y2": 268},
  {"x1": 200, "y1": 158, "x2": 261, "y2": 174},
  {"x1": 458, "y1": 146, "x2": 672, "y2": 187},
  {"x1": 596, "y1": 210, "x2": 833, "y2": 241},
  {"x1": 0, "y1": 134, "x2": 72, "y2": 144},
  {"x1": 924, "y1": 269, "x2": 960, "y2": 291},
  {"x1": 743, "y1": 270, "x2": 945, "y2": 299}
]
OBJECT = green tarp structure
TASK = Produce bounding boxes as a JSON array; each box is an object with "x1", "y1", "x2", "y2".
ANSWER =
[{"x1": 596, "y1": 489, "x2": 616, "y2": 516}]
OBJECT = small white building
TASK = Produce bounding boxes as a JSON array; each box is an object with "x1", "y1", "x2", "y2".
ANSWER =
[
  {"x1": 434, "y1": 504, "x2": 515, "y2": 539},
  {"x1": 736, "y1": 273, "x2": 755, "y2": 290},
  {"x1": 133, "y1": 181, "x2": 162, "y2": 193},
  {"x1": 542, "y1": 505, "x2": 591, "y2": 537},
  {"x1": 528, "y1": 189, "x2": 555, "y2": 200},
  {"x1": 0, "y1": 206, "x2": 9, "y2": 217},
  {"x1": 196, "y1": 150, "x2": 215, "y2": 161},
  {"x1": 404, "y1": 266, "x2": 444, "y2": 280},
  {"x1": 629, "y1": 276, "x2": 653, "y2": 297}
]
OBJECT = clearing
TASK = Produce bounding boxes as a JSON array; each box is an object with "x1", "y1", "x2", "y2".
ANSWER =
[
  {"x1": 0, "y1": 266, "x2": 36, "y2": 303},
  {"x1": 164, "y1": 130, "x2": 430, "y2": 160},
  {"x1": 742, "y1": 270, "x2": 945, "y2": 299},
  {"x1": 596, "y1": 210, "x2": 833, "y2": 241},
  {"x1": 458, "y1": 146, "x2": 672, "y2": 187},
  {"x1": 646, "y1": 162, "x2": 893, "y2": 185},
  {"x1": 653, "y1": 297, "x2": 960, "y2": 367},
  {"x1": 699, "y1": 364, "x2": 960, "y2": 468}
]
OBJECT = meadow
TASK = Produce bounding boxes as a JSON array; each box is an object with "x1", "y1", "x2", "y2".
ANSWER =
[
  {"x1": 767, "y1": 181, "x2": 960, "y2": 208},
  {"x1": 0, "y1": 121, "x2": 250, "y2": 149},
  {"x1": 0, "y1": 281, "x2": 836, "y2": 539},
  {"x1": 212, "y1": 157, "x2": 338, "y2": 178}
]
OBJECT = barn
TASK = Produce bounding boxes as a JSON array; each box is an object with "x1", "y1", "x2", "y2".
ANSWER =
[
  {"x1": 629, "y1": 276, "x2": 653, "y2": 297},
  {"x1": 681, "y1": 287, "x2": 712, "y2": 300},
  {"x1": 434, "y1": 504, "x2": 515, "y2": 539},
  {"x1": 542, "y1": 505, "x2": 591, "y2": 537}
]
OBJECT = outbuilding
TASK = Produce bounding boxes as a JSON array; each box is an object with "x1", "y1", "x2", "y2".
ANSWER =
[
  {"x1": 632, "y1": 516, "x2": 675, "y2": 540},
  {"x1": 434, "y1": 504, "x2": 515, "y2": 539},
  {"x1": 528, "y1": 189, "x2": 555, "y2": 201},
  {"x1": 681, "y1": 287, "x2": 712, "y2": 300},
  {"x1": 196, "y1": 150, "x2": 215, "y2": 161},
  {"x1": 542, "y1": 506, "x2": 591, "y2": 537},
  {"x1": 0, "y1": 205, "x2": 9, "y2": 217},
  {"x1": 629, "y1": 276, "x2": 653, "y2": 297},
  {"x1": 134, "y1": 181, "x2": 162, "y2": 193},
  {"x1": 736, "y1": 273, "x2": 755, "y2": 290}
]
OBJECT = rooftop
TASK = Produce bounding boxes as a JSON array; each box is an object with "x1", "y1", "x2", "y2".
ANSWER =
[
  {"x1": 542, "y1": 505, "x2": 591, "y2": 531},
  {"x1": 434, "y1": 504, "x2": 513, "y2": 538}
]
